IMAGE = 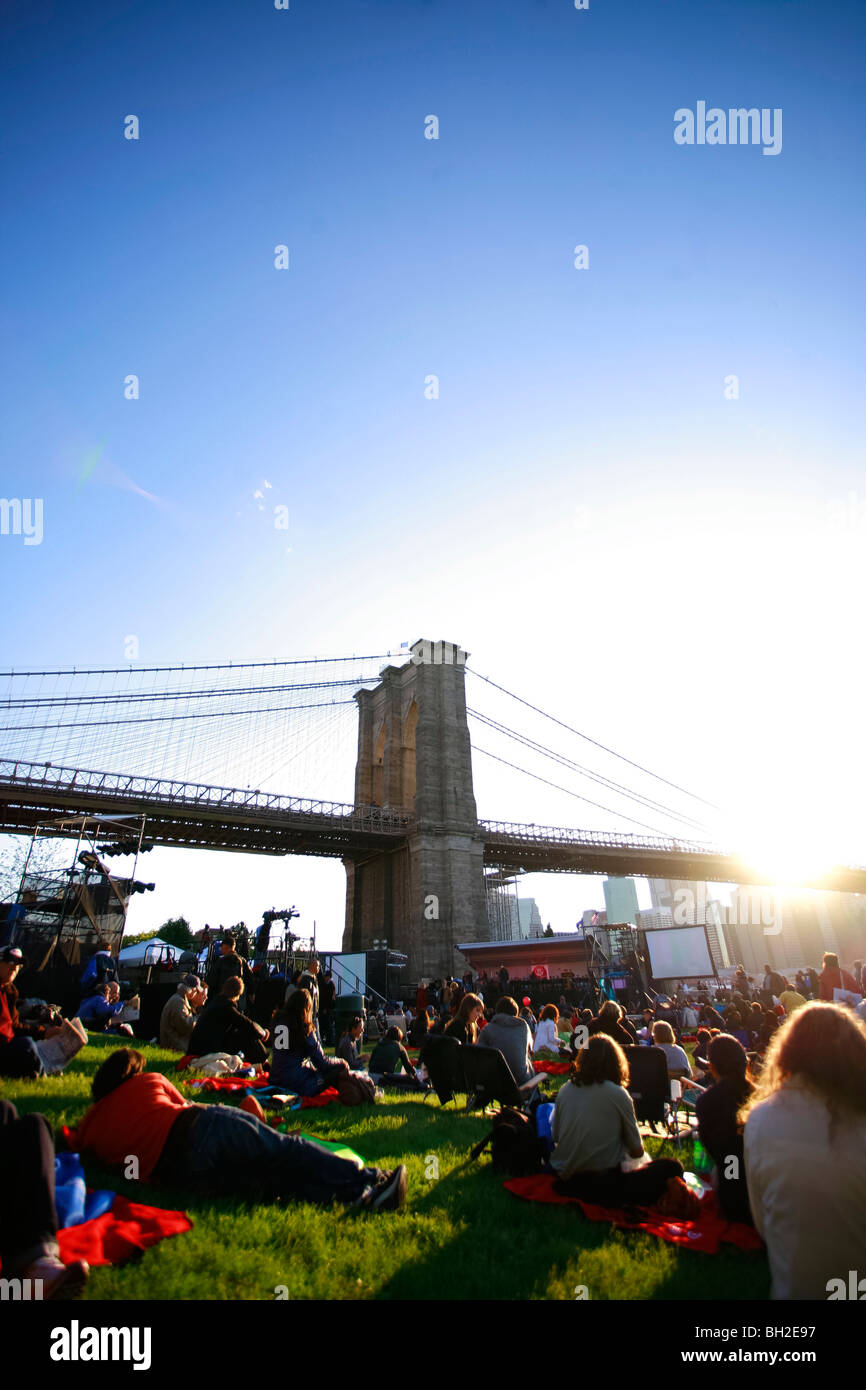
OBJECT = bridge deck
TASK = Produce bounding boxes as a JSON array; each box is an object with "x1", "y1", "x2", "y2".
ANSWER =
[{"x1": 2, "y1": 760, "x2": 865, "y2": 893}]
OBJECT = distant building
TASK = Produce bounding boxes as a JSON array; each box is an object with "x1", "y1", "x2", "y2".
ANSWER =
[
  {"x1": 636, "y1": 907, "x2": 674, "y2": 931},
  {"x1": 603, "y1": 877, "x2": 639, "y2": 926},
  {"x1": 579, "y1": 907, "x2": 607, "y2": 929},
  {"x1": 484, "y1": 870, "x2": 543, "y2": 942}
]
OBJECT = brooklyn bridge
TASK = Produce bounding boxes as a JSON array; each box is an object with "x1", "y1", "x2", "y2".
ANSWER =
[{"x1": 2, "y1": 639, "x2": 864, "y2": 980}]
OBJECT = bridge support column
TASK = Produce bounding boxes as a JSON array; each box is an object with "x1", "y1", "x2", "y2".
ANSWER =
[{"x1": 343, "y1": 639, "x2": 489, "y2": 984}]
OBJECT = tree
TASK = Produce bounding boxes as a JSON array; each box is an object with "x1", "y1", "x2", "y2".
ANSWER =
[
  {"x1": 0, "y1": 834, "x2": 72, "y2": 903},
  {"x1": 156, "y1": 917, "x2": 194, "y2": 951}
]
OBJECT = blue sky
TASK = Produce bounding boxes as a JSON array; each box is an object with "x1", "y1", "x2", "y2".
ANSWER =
[{"x1": 2, "y1": 0, "x2": 864, "y2": 944}]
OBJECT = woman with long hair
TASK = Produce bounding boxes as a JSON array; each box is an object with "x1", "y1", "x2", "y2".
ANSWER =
[
  {"x1": 72, "y1": 1049, "x2": 407, "y2": 1211},
  {"x1": 532, "y1": 1004, "x2": 561, "y2": 1057},
  {"x1": 741, "y1": 1002, "x2": 866, "y2": 1298},
  {"x1": 683, "y1": 1033, "x2": 754, "y2": 1223},
  {"x1": 586, "y1": 999, "x2": 633, "y2": 1049},
  {"x1": 444, "y1": 992, "x2": 483, "y2": 1047},
  {"x1": 270, "y1": 988, "x2": 349, "y2": 1097},
  {"x1": 551, "y1": 1034, "x2": 684, "y2": 1205}
]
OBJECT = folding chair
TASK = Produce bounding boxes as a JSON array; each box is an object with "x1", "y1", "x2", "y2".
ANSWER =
[
  {"x1": 623, "y1": 1045, "x2": 668, "y2": 1133},
  {"x1": 461, "y1": 1045, "x2": 541, "y2": 1114},
  {"x1": 419, "y1": 1033, "x2": 464, "y2": 1106}
]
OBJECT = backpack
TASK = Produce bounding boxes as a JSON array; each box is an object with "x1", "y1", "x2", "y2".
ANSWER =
[{"x1": 469, "y1": 1106, "x2": 546, "y2": 1176}]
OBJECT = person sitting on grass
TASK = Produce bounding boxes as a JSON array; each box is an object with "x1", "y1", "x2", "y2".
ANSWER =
[
  {"x1": 76, "y1": 982, "x2": 135, "y2": 1037},
  {"x1": 0, "y1": 1097, "x2": 90, "y2": 1298},
  {"x1": 650, "y1": 1020, "x2": 693, "y2": 1080},
  {"x1": 187, "y1": 977, "x2": 269, "y2": 1063},
  {"x1": 476, "y1": 996, "x2": 535, "y2": 1086},
  {"x1": 408, "y1": 1008, "x2": 429, "y2": 1048},
  {"x1": 636, "y1": 1006, "x2": 655, "y2": 1041},
  {"x1": 270, "y1": 988, "x2": 349, "y2": 1097},
  {"x1": 681, "y1": 1033, "x2": 754, "y2": 1224},
  {"x1": 0, "y1": 946, "x2": 63, "y2": 1079},
  {"x1": 719, "y1": 1009, "x2": 750, "y2": 1051},
  {"x1": 699, "y1": 1002, "x2": 725, "y2": 1031},
  {"x1": 336, "y1": 1015, "x2": 367, "y2": 1069},
  {"x1": 550, "y1": 1034, "x2": 685, "y2": 1205},
  {"x1": 533, "y1": 1004, "x2": 564, "y2": 1058},
  {"x1": 556, "y1": 1009, "x2": 574, "y2": 1046},
  {"x1": 70, "y1": 1048, "x2": 407, "y2": 1212},
  {"x1": 741, "y1": 1003, "x2": 866, "y2": 1298},
  {"x1": 692, "y1": 1027, "x2": 714, "y2": 1082},
  {"x1": 368, "y1": 1027, "x2": 427, "y2": 1090},
  {"x1": 587, "y1": 1000, "x2": 633, "y2": 1050},
  {"x1": 443, "y1": 993, "x2": 484, "y2": 1047},
  {"x1": 160, "y1": 975, "x2": 207, "y2": 1052}
]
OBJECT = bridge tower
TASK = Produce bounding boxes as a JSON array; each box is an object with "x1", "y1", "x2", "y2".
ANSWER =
[{"x1": 342, "y1": 639, "x2": 488, "y2": 984}]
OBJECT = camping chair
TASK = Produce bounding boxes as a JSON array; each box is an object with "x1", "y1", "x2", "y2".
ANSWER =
[
  {"x1": 419, "y1": 1033, "x2": 464, "y2": 1106},
  {"x1": 623, "y1": 1045, "x2": 668, "y2": 1132},
  {"x1": 462, "y1": 1045, "x2": 541, "y2": 1114}
]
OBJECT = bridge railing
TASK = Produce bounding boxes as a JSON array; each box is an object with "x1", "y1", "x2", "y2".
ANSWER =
[
  {"x1": 480, "y1": 817, "x2": 720, "y2": 856},
  {"x1": 0, "y1": 759, "x2": 414, "y2": 835}
]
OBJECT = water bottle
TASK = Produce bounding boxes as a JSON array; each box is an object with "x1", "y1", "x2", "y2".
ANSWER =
[{"x1": 693, "y1": 1137, "x2": 713, "y2": 1174}]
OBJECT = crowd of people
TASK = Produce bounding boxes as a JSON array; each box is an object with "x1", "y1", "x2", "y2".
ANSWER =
[{"x1": 2, "y1": 929, "x2": 865, "y2": 1301}]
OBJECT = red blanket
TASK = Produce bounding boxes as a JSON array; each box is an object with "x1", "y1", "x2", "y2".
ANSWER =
[
  {"x1": 0, "y1": 1196, "x2": 192, "y2": 1274},
  {"x1": 533, "y1": 1060, "x2": 571, "y2": 1075},
  {"x1": 299, "y1": 1087, "x2": 341, "y2": 1109},
  {"x1": 182, "y1": 1074, "x2": 271, "y2": 1093},
  {"x1": 503, "y1": 1173, "x2": 763, "y2": 1255}
]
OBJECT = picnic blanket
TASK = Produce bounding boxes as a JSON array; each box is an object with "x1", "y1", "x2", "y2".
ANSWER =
[
  {"x1": 0, "y1": 1152, "x2": 192, "y2": 1275},
  {"x1": 533, "y1": 1059, "x2": 571, "y2": 1075},
  {"x1": 56, "y1": 1196, "x2": 193, "y2": 1268},
  {"x1": 503, "y1": 1173, "x2": 763, "y2": 1255},
  {"x1": 182, "y1": 1073, "x2": 271, "y2": 1093},
  {"x1": 297, "y1": 1087, "x2": 341, "y2": 1109}
]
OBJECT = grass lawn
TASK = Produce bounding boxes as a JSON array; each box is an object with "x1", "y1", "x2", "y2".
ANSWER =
[{"x1": 4, "y1": 1036, "x2": 771, "y2": 1301}]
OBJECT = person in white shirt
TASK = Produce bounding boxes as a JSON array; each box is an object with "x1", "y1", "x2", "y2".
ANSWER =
[
  {"x1": 651, "y1": 1021, "x2": 693, "y2": 1078},
  {"x1": 533, "y1": 1004, "x2": 563, "y2": 1056},
  {"x1": 742, "y1": 1002, "x2": 866, "y2": 1299}
]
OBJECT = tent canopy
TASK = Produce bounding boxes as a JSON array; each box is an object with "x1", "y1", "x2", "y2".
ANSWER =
[{"x1": 117, "y1": 936, "x2": 179, "y2": 965}]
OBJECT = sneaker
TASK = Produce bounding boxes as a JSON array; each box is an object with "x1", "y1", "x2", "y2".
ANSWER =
[
  {"x1": 22, "y1": 1256, "x2": 89, "y2": 1300},
  {"x1": 239, "y1": 1094, "x2": 267, "y2": 1122},
  {"x1": 365, "y1": 1165, "x2": 408, "y2": 1213}
]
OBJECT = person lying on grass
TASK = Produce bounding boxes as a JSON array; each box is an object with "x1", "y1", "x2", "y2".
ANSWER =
[{"x1": 69, "y1": 1047, "x2": 407, "y2": 1212}]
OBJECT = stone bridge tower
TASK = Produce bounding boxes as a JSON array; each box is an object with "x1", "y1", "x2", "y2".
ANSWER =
[{"x1": 342, "y1": 639, "x2": 488, "y2": 984}]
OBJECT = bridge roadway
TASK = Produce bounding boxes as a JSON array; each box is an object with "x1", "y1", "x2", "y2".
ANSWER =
[{"x1": 2, "y1": 759, "x2": 866, "y2": 894}]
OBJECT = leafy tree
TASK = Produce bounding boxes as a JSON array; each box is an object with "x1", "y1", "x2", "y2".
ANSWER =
[{"x1": 156, "y1": 917, "x2": 194, "y2": 951}]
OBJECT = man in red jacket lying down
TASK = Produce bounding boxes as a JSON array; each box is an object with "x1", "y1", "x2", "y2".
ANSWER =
[{"x1": 70, "y1": 1048, "x2": 407, "y2": 1212}]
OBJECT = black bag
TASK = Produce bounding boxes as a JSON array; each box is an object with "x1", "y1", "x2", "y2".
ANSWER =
[{"x1": 469, "y1": 1106, "x2": 546, "y2": 1176}]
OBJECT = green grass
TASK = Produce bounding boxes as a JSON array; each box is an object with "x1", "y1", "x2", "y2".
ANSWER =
[{"x1": 3, "y1": 1036, "x2": 770, "y2": 1301}]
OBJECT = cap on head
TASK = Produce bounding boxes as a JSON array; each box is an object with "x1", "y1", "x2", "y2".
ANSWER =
[{"x1": 1, "y1": 946, "x2": 25, "y2": 967}]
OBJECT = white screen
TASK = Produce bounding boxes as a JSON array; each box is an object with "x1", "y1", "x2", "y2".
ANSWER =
[{"x1": 645, "y1": 927, "x2": 713, "y2": 980}]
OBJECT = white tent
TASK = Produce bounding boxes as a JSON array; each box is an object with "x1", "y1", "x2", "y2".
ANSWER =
[{"x1": 117, "y1": 937, "x2": 179, "y2": 966}]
